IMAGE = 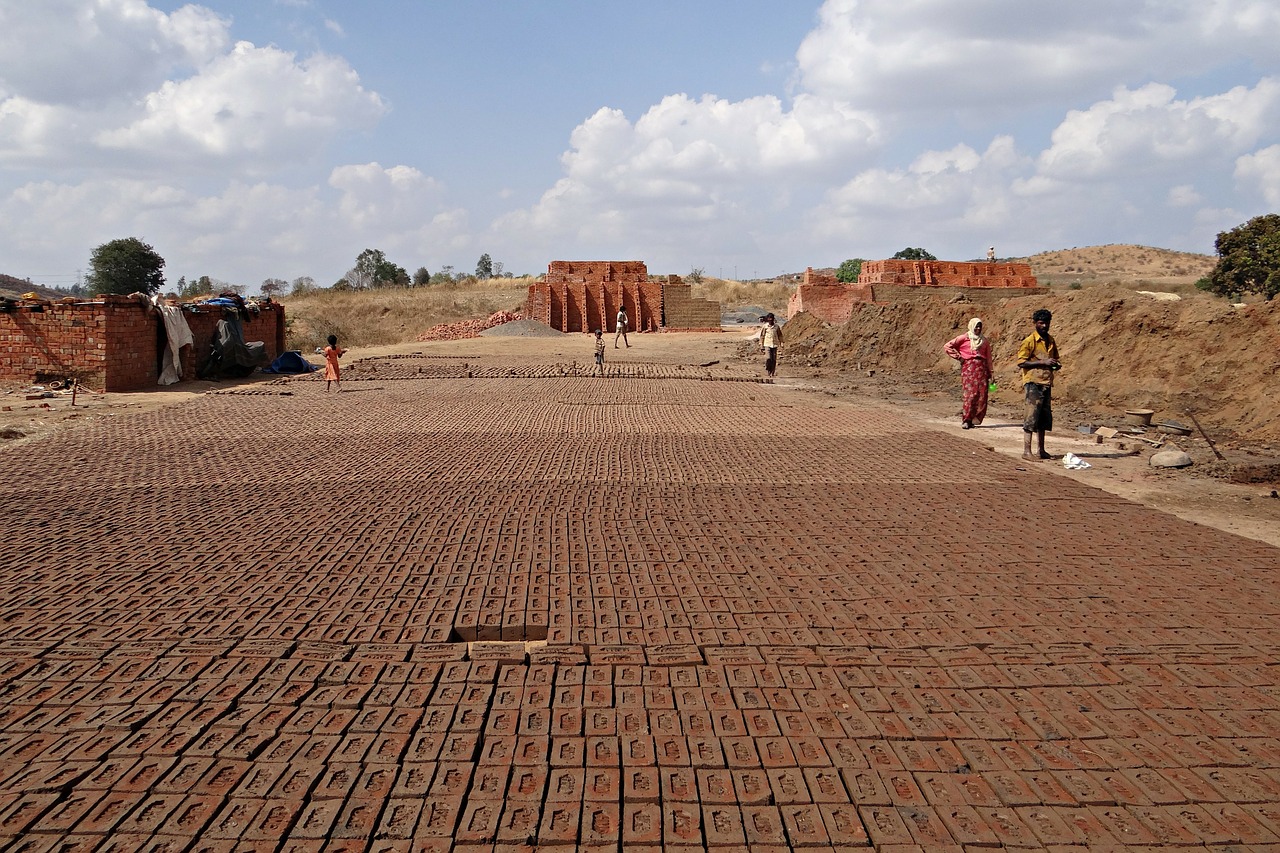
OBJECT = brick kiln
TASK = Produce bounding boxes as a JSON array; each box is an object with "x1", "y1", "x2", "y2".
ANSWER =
[
  {"x1": 787, "y1": 260, "x2": 1046, "y2": 324},
  {"x1": 525, "y1": 261, "x2": 720, "y2": 333}
]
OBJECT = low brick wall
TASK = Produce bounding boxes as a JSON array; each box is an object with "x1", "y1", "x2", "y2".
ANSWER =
[{"x1": 0, "y1": 296, "x2": 285, "y2": 391}]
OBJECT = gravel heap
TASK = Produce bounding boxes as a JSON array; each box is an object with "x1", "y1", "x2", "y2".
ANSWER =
[{"x1": 479, "y1": 317, "x2": 565, "y2": 338}]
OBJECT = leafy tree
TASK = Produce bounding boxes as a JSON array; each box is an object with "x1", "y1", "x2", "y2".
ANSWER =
[
  {"x1": 413, "y1": 266, "x2": 431, "y2": 287},
  {"x1": 475, "y1": 253, "x2": 493, "y2": 279},
  {"x1": 85, "y1": 237, "x2": 166, "y2": 296},
  {"x1": 260, "y1": 278, "x2": 286, "y2": 299},
  {"x1": 1207, "y1": 214, "x2": 1280, "y2": 301},
  {"x1": 836, "y1": 259, "x2": 864, "y2": 282},
  {"x1": 891, "y1": 247, "x2": 937, "y2": 261},
  {"x1": 349, "y1": 248, "x2": 409, "y2": 288}
]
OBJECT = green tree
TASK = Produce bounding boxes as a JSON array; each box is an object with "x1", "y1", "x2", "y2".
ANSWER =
[
  {"x1": 891, "y1": 247, "x2": 937, "y2": 261},
  {"x1": 835, "y1": 258, "x2": 864, "y2": 282},
  {"x1": 85, "y1": 237, "x2": 166, "y2": 296},
  {"x1": 475, "y1": 253, "x2": 493, "y2": 279},
  {"x1": 412, "y1": 266, "x2": 431, "y2": 287},
  {"x1": 349, "y1": 248, "x2": 409, "y2": 288},
  {"x1": 1207, "y1": 214, "x2": 1280, "y2": 301}
]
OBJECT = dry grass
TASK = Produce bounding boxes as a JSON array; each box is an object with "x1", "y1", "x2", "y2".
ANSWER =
[
  {"x1": 280, "y1": 278, "x2": 531, "y2": 350},
  {"x1": 692, "y1": 277, "x2": 792, "y2": 313},
  {"x1": 279, "y1": 275, "x2": 796, "y2": 350},
  {"x1": 1024, "y1": 244, "x2": 1214, "y2": 289}
]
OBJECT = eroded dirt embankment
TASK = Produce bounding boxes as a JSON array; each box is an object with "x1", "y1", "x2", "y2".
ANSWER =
[{"x1": 783, "y1": 284, "x2": 1280, "y2": 445}]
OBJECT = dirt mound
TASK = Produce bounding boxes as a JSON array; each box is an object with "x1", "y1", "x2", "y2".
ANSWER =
[{"x1": 786, "y1": 285, "x2": 1280, "y2": 445}]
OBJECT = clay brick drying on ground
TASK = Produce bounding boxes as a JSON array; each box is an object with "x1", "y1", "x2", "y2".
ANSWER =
[{"x1": 1, "y1": 347, "x2": 1279, "y2": 850}]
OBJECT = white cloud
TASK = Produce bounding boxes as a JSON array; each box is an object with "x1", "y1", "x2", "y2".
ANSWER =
[
  {"x1": 95, "y1": 42, "x2": 385, "y2": 169},
  {"x1": 1236, "y1": 145, "x2": 1280, "y2": 207},
  {"x1": 0, "y1": 2, "x2": 385, "y2": 172},
  {"x1": 0, "y1": 0, "x2": 229, "y2": 104},
  {"x1": 796, "y1": 0, "x2": 1280, "y2": 114},
  {"x1": 496, "y1": 92, "x2": 880, "y2": 265},
  {"x1": 1036, "y1": 80, "x2": 1280, "y2": 182}
]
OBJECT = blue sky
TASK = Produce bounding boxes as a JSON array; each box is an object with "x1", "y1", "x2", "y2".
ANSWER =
[{"x1": 1, "y1": 0, "x2": 1277, "y2": 291}]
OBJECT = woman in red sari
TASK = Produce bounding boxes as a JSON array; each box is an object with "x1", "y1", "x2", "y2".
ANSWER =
[{"x1": 944, "y1": 317, "x2": 993, "y2": 428}]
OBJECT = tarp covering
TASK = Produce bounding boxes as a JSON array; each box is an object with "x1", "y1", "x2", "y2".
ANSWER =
[
  {"x1": 262, "y1": 351, "x2": 318, "y2": 374},
  {"x1": 198, "y1": 314, "x2": 267, "y2": 379}
]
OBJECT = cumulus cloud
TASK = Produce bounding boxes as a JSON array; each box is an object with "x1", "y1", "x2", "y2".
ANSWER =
[
  {"x1": 1236, "y1": 145, "x2": 1280, "y2": 207},
  {"x1": 0, "y1": 0, "x2": 229, "y2": 104},
  {"x1": 0, "y1": 1, "x2": 385, "y2": 172},
  {"x1": 1035, "y1": 80, "x2": 1280, "y2": 182},
  {"x1": 96, "y1": 43, "x2": 385, "y2": 168},
  {"x1": 796, "y1": 0, "x2": 1280, "y2": 114},
  {"x1": 496, "y1": 92, "x2": 880, "y2": 265}
]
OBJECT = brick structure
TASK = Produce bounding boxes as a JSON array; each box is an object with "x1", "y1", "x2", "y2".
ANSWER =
[
  {"x1": 787, "y1": 260, "x2": 1045, "y2": 323},
  {"x1": 0, "y1": 296, "x2": 285, "y2": 391},
  {"x1": 525, "y1": 261, "x2": 720, "y2": 333},
  {"x1": 786, "y1": 268, "x2": 874, "y2": 325}
]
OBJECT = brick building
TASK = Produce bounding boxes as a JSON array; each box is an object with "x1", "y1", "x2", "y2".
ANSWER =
[{"x1": 0, "y1": 295, "x2": 285, "y2": 391}]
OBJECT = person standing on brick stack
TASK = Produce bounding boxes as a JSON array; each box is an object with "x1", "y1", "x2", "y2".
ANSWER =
[
  {"x1": 987, "y1": 246, "x2": 996, "y2": 263},
  {"x1": 760, "y1": 313, "x2": 782, "y2": 379},
  {"x1": 615, "y1": 304, "x2": 630, "y2": 348},
  {"x1": 944, "y1": 317, "x2": 993, "y2": 429},
  {"x1": 323, "y1": 334, "x2": 346, "y2": 392},
  {"x1": 1016, "y1": 308, "x2": 1061, "y2": 461}
]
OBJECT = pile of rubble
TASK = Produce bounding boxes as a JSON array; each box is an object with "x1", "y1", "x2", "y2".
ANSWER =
[{"x1": 416, "y1": 310, "x2": 523, "y2": 342}]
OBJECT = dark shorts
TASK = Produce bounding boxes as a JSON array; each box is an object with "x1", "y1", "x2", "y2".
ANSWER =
[{"x1": 1024, "y1": 382, "x2": 1052, "y2": 432}]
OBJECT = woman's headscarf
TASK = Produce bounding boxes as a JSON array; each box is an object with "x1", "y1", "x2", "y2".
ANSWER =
[{"x1": 967, "y1": 317, "x2": 985, "y2": 354}]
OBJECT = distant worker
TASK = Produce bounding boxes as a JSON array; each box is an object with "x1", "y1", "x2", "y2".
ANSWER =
[
  {"x1": 592, "y1": 329, "x2": 606, "y2": 376},
  {"x1": 760, "y1": 313, "x2": 782, "y2": 379},
  {"x1": 323, "y1": 334, "x2": 346, "y2": 392},
  {"x1": 943, "y1": 317, "x2": 994, "y2": 429},
  {"x1": 1016, "y1": 308, "x2": 1061, "y2": 461},
  {"x1": 615, "y1": 304, "x2": 630, "y2": 348},
  {"x1": 987, "y1": 246, "x2": 996, "y2": 263}
]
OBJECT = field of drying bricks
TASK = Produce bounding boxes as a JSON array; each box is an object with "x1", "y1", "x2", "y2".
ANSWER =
[{"x1": 2, "y1": 333, "x2": 1279, "y2": 851}]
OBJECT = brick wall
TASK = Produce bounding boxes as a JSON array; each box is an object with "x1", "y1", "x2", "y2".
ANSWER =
[
  {"x1": 525, "y1": 262, "x2": 720, "y2": 333},
  {"x1": 0, "y1": 296, "x2": 285, "y2": 391}
]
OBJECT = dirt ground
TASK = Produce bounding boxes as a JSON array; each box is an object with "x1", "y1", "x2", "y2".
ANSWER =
[{"x1": 4, "y1": 325, "x2": 1277, "y2": 550}]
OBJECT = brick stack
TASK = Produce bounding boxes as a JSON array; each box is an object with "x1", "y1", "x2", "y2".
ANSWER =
[
  {"x1": 788, "y1": 261, "x2": 1047, "y2": 325},
  {"x1": 786, "y1": 268, "x2": 874, "y2": 325},
  {"x1": 858, "y1": 259, "x2": 1041, "y2": 291},
  {"x1": 525, "y1": 262, "x2": 719, "y2": 333},
  {"x1": 0, "y1": 296, "x2": 285, "y2": 391}
]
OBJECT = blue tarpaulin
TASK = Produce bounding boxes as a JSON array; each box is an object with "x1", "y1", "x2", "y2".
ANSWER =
[{"x1": 262, "y1": 351, "x2": 318, "y2": 374}]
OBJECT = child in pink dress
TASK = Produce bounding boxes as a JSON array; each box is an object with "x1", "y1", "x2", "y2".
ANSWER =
[{"x1": 323, "y1": 334, "x2": 346, "y2": 392}]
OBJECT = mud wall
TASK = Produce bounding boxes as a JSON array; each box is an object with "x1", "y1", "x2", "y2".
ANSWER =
[{"x1": 0, "y1": 297, "x2": 285, "y2": 391}]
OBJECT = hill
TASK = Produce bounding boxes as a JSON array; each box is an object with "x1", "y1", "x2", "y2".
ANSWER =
[{"x1": 1021, "y1": 244, "x2": 1215, "y2": 286}]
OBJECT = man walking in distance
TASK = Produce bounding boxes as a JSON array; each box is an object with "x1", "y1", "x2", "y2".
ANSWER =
[
  {"x1": 760, "y1": 313, "x2": 782, "y2": 379},
  {"x1": 615, "y1": 303, "x2": 630, "y2": 348},
  {"x1": 1016, "y1": 308, "x2": 1061, "y2": 461}
]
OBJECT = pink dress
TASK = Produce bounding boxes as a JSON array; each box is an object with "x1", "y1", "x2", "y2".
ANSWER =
[{"x1": 944, "y1": 334, "x2": 993, "y2": 424}]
